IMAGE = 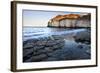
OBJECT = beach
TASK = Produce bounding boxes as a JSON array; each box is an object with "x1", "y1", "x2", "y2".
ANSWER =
[{"x1": 23, "y1": 27, "x2": 91, "y2": 62}]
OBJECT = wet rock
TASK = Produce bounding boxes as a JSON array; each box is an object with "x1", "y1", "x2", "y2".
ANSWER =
[
  {"x1": 80, "y1": 44, "x2": 91, "y2": 55},
  {"x1": 46, "y1": 40, "x2": 58, "y2": 46},
  {"x1": 23, "y1": 39, "x2": 38, "y2": 45},
  {"x1": 52, "y1": 35, "x2": 63, "y2": 40},
  {"x1": 23, "y1": 48, "x2": 33, "y2": 57},
  {"x1": 23, "y1": 35, "x2": 66, "y2": 62},
  {"x1": 23, "y1": 39, "x2": 38, "y2": 49},
  {"x1": 52, "y1": 43, "x2": 64, "y2": 50},
  {"x1": 36, "y1": 40, "x2": 47, "y2": 46},
  {"x1": 33, "y1": 45, "x2": 44, "y2": 51},
  {"x1": 24, "y1": 57, "x2": 33, "y2": 62},
  {"x1": 46, "y1": 39, "x2": 64, "y2": 47},
  {"x1": 44, "y1": 57, "x2": 59, "y2": 61},
  {"x1": 77, "y1": 44, "x2": 83, "y2": 49},
  {"x1": 23, "y1": 52, "x2": 33, "y2": 62},
  {"x1": 33, "y1": 49, "x2": 47, "y2": 56},
  {"x1": 46, "y1": 52, "x2": 54, "y2": 57},
  {"x1": 32, "y1": 54, "x2": 47, "y2": 62},
  {"x1": 23, "y1": 32, "x2": 91, "y2": 62},
  {"x1": 44, "y1": 47, "x2": 53, "y2": 52},
  {"x1": 56, "y1": 39, "x2": 64, "y2": 43},
  {"x1": 74, "y1": 29, "x2": 91, "y2": 44}
]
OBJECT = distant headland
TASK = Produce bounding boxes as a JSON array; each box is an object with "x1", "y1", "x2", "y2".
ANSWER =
[{"x1": 48, "y1": 13, "x2": 91, "y2": 28}]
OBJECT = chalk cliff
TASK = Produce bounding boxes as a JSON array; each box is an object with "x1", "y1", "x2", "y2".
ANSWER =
[{"x1": 48, "y1": 13, "x2": 91, "y2": 27}]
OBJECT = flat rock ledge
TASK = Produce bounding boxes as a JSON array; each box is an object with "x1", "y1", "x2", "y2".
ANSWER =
[
  {"x1": 23, "y1": 35, "x2": 65, "y2": 62},
  {"x1": 23, "y1": 29, "x2": 91, "y2": 62}
]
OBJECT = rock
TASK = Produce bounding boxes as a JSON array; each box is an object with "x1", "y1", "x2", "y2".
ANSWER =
[
  {"x1": 23, "y1": 36, "x2": 91, "y2": 62},
  {"x1": 23, "y1": 35, "x2": 65, "y2": 62},
  {"x1": 74, "y1": 29, "x2": 91, "y2": 44},
  {"x1": 23, "y1": 39, "x2": 38, "y2": 49},
  {"x1": 80, "y1": 44, "x2": 91, "y2": 54},
  {"x1": 46, "y1": 39, "x2": 64, "y2": 47},
  {"x1": 56, "y1": 39, "x2": 65, "y2": 44},
  {"x1": 46, "y1": 40, "x2": 57, "y2": 46},
  {"x1": 23, "y1": 43, "x2": 34, "y2": 49},
  {"x1": 23, "y1": 39, "x2": 38, "y2": 45},
  {"x1": 32, "y1": 54, "x2": 47, "y2": 62},
  {"x1": 77, "y1": 44, "x2": 91, "y2": 55},
  {"x1": 44, "y1": 57, "x2": 59, "y2": 61},
  {"x1": 33, "y1": 49, "x2": 47, "y2": 56},
  {"x1": 23, "y1": 52, "x2": 33, "y2": 62},
  {"x1": 23, "y1": 48, "x2": 33, "y2": 57},
  {"x1": 36, "y1": 40, "x2": 47, "y2": 46},
  {"x1": 52, "y1": 43, "x2": 64, "y2": 50},
  {"x1": 33, "y1": 45, "x2": 44, "y2": 51},
  {"x1": 44, "y1": 47, "x2": 53, "y2": 52},
  {"x1": 52, "y1": 35, "x2": 64, "y2": 40},
  {"x1": 77, "y1": 44, "x2": 83, "y2": 49},
  {"x1": 24, "y1": 57, "x2": 33, "y2": 62},
  {"x1": 48, "y1": 13, "x2": 90, "y2": 28},
  {"x1": 46, "y1": 52, "x2": 54, "y2": 57}
]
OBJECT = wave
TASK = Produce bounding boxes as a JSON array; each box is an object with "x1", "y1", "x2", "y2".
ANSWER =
[{"x1": 23, "y1": 27, "x2": 87, "y2": 41}]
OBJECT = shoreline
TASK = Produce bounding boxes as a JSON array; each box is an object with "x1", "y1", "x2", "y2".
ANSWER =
[
  {"x1": 23, "y1": 28, "x2": 89, "y2": 42},
  {"x1": 23, "y1": 29, "x2": 91, "y2": 62}
]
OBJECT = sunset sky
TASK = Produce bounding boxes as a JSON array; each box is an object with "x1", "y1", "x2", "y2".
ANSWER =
[{"x1": 23, "y1": 10, "x2": 80, "y2": 27}]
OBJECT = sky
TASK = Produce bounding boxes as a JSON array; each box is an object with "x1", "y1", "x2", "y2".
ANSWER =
[{"x1": 23, "y1": 10, "x2": 81, "y2": 27}]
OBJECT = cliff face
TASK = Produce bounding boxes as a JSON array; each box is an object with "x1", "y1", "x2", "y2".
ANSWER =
[{"x1": 48, "y1": 13, "x2": 91, "y2": 27}]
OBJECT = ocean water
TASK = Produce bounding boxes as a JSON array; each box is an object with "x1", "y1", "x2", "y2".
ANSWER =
[{"x1": 23, "y1": 27, "x2": 87, "y2": 41}]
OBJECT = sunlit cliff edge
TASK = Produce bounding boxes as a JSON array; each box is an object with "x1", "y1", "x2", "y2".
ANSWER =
[{"x1": 48, "y1": 13, "x2": 91, "y2": 27}]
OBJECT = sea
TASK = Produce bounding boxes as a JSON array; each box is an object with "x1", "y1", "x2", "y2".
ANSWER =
[{"x1": 23, "y1": 27, "x2": 87, "y2": 41}]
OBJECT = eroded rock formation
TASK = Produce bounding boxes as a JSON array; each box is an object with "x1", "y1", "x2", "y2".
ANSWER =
[
  {"x1": 48, "y1": 13, "x2": 91, "y2": 27},
  {"x1": 23, "y1": 31, "x2": 91, "y2": 62},
  {"x1": 23, "y1": 36, "x2": 65, "y2": 62}
]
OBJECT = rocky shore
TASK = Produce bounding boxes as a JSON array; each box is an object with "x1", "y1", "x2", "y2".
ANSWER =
[
  {"x1": 23, "y1": 35, "x2": 65, "y2": 62},
  {"x1": 23, "y1": 29, "x2": 91, "y2": 62}
]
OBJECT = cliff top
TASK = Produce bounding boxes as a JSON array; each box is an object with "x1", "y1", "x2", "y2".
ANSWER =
[
  {"x1": 51, "y1": 13, "x2": 90, "y2": 21},
  {"x1": 52, "y1": 14, "x2": 80, "y2": 21}
]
